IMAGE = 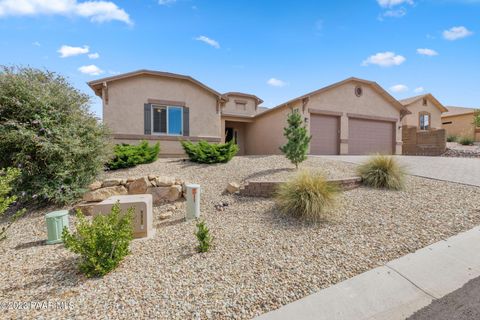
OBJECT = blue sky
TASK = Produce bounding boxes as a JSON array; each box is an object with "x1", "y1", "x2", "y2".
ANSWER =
[{"x1": 0, "y1": 0, "x2": 478, "y2": 117}]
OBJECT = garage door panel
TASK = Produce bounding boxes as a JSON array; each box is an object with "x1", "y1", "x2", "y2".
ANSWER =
[
  {"x1": 348, "y1": 118, "x2": 394, "y2": 155},
  {"x1": 310, "y1": 115, "x2": 339, "y2": 155}
]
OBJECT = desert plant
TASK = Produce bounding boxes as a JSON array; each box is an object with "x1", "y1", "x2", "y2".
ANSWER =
[
  {"x1": 62, "y1": 203, "x2": 133, "y2": 277},
  {"x1": 458, "y1": 136, "x2": 474, "y2": 146},
  {"x1": 280, "y1": 111, "x2": 311, "y2": 169},
  {"x1": 181, "y1": 140, "x2": 238, "y2": 164},
  {"x1": 0, "y1": 66, "x2": 110, "y2": 204},
  {"x1": 275, "y1": 170, "x2": 339, "y2": 222},
  {"x1": 195, "y1": 220, "x2": 212, "y2": 253},
  {"x1": 473, "y1": 110, "x2": 480, "y2": 128},
  {"x1": 106, "y1": 141, "x2": 160, "y2": 170},
  {"x1": 0, "y1": 168, "x2": 26, "y2": 241},
  {"x1": 357, "y1": 155, "x2": 406, "y2": 190},
  {"x1": 446, "y1": 135, "x2": 458, "y2": 142}
]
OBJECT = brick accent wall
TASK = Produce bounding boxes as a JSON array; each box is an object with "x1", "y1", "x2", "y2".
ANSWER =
[
  {"x1": 239, "y1": 177, "x2": 362, "y2": 198},
  {"x1": 402, "y1": 125, "x2": 446, "y2": 156}
]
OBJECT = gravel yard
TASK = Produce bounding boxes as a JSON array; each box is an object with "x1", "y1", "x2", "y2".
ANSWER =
[
  {"x1": 443, "y1": 142, "x2": 480, "y2": 158},
  {"x1": 1, "y1": 155, "x2": 480, "y2": 319}
]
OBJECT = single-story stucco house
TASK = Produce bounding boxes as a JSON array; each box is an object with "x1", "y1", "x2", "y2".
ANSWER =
[
  {"x1": 400, "y1": 94, "x2": 448, "y2": 130},
  {"x1": 88, "y1": 70, "x2": 415, "y2": 156},
  {"x1": 442, "y1": 106, "x2": 480, "y2": 141}
]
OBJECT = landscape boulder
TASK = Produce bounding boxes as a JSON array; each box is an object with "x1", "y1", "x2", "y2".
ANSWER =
[
  {"x1": 88, "y1": 181, "x2": 102, "y2": 191},
  {"x1": 128, "y1": 177, "x2": 151, "y2": 194},
  {"x1": 155, "y1": 176, "x2": 177, "y2": 187},
  {"x1": 147, "y1": 185, "x2": 183, "y2": 205},
  {"x1": 83, "y1": 186, "x2": 128, "y2": 202},
  {"x1": 72, "y1": 203, "x2": 96, "y2": 216},
  {"x1": 101, "y1": 178, "x2": 123, "y2": 188},
  {"x1": 226, "y1": 182, "x2": 240, "y2": 194}
]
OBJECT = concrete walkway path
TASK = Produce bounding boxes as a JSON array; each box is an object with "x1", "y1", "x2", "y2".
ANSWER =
[
  {"x1": 318, "y1": 155, "x2": 480, "y2": 187},
  {"x1": 255, "y1": 226, "x2": 480, "y2": 320}
]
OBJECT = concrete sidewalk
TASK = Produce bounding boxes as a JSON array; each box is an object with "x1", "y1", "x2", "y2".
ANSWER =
[
  {"x1": 255, "y1": 226, "x2": 480, "y2": 320},
  {"x1": 317, "y1": 155, "x2": 480, "y2": 187}
]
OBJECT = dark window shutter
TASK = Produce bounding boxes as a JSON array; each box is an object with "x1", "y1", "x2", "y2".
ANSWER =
[
  {"x1": 183, "y1": 106, "x2": 190, "y2": 136},
  {"x1": 160, "y1": 108, "x2": 167, "y2": 133},
  {"x1": 144, "y1": 103, "x2": 151, "y2": 135}
]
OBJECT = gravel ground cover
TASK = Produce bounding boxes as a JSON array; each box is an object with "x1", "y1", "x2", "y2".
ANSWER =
[
  {"x1": 443, "y1": 142, "x2": 480, "y2": 158},
  {"x1": 1, "y1": 155, "x2": 480, "y2": 319}
]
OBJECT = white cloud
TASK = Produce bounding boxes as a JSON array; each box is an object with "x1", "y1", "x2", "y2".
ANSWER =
[
  {"x1": 0, "y1": 0, "x2": 132, "y2": 25},
  {"x1": 414, "y1": 87, "x2": 424, "y2": 93},
  {"x1": 382, "y1": 8, "x2": 406, "y2": 17},
  {"x1": 377, "y1": 0, "x2": 414, "y2": 7},
  {"x1": 58, "y1": 45, "x2": 89, "y2": 58},
  {"x1": 416, "y1": 48, "x2": 438, "y2": 56},
  {"x1": 362, "y1": 51, "x2": 406, "y2": 67},
  {"x1": 88, "y1": 52, "x2": 100, "y2": 59},
  {"x1": 390, "y1": 84, "x2": 409, "y2": 93},
  {"x1": 78, "y1": 64, "x2": 103, "y2": 75},
  {"x1": 443, "y1": 26, "x2": 473, "y2": 40},
  {"x1": 267, "y1": 78, "x2": 287, "y2": 87},
  {"x1": 158, "y1": 0, "x2": 176, "y2": 5},
  {"x1": 195, "y1": 35, "x2": 220, "y2": 49},
  {"x1": 32, "y1": 41, "x2": 40, "y2": 46}
]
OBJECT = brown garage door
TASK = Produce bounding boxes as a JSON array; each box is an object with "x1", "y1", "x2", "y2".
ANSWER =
[
  {"x1": 348, "y1": 118, "x2": 394, "y2": 155},
  {"x1": 310, "y1": 114, "x2": 339, "y2": 155}
]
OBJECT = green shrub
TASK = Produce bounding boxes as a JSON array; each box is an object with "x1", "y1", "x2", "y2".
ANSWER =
[
  {"x1": 275, "y1": 171, "x2": 339, "y2": 223},
  {"x1": 458, "y1": 136, "x2": 474, "y2": 146},
  {"x1": 446, "y1": 135, "x2": 458, "y2": 142},
  {"x1": 0, "y1": 168, "x2": 26, "y2": 241},
  {"x1": 474, "y1": 110, "x2": 480, "y2": 128},
  {"x1": 0, "y1": 66, "x2": 110, "y2": 204},
  {"x1": 195, "y1": 220, "x2": 212, "y2": 253},
  {"x1": 280, "y1": 111, "x2": 311, "y2": 169},
  {"x1": 181, "y1": 140, "x2": 238, "y2": 164},
  {"x1": 62, "y1": 203, "x2": 133, "y2": 277},
  {"x1": 106, "y1": 141, "x2": 160, "y2": 170},
  {"x1": 357, "y1": 155, "x2": 406, "y2": 190}
]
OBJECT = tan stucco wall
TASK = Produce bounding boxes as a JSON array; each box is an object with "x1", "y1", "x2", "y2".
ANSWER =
[
  {"x1": 104, "y1": 74, "x2": 221, "y2": 139},
  {"x1": 111, "y1": 139, "x2": 186, "y2": 156},
  {"x1": 245, "y1": 105, "x2": 292, "y2": 155},
  {"x1": 222, "y1": 95, "x2": 257, "y2": 116},
  {"x1": 402, "y1": 99, "x2": 442, "y2": 129},
  {"x1": 442, "y1": 113, "x2": 477, "y2": 140},
  {"x1": 245, "y1": 81, "x2": 402, "y2": 155}
]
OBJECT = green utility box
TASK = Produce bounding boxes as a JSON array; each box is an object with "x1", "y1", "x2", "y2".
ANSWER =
[{"x1": 45, "y1": 210, "x2": 69, "y2": 244}]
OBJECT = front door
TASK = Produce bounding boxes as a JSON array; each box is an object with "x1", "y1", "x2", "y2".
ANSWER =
[{"x1": 225, "y1": 127, "x2": 238, "y2": 144}]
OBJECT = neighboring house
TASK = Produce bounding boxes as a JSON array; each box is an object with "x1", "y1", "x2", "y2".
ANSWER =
[
  {"x1": 88, "y1": 70, "x2": 410, "y2": 156},
  {"x1": 442, "y1": 106, "x2": 480, "y2": 141},
  {"x1": 400, "y1": 94, "x2": 448, "y2": 130}
]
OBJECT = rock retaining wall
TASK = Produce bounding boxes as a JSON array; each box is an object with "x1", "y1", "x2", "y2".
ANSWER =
[
  {"x1": 239, "y1": 177, "x2": 362, "y2": 198},
  {"x1": 77, "y1": 175, "x2": 185, "y2": 215}
]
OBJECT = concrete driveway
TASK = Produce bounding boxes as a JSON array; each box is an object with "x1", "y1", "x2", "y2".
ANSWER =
[{"x1": 318, "y1": 155, "x2": 480, "y2": 187}]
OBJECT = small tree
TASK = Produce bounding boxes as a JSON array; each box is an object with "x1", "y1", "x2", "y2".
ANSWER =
[{"x1": 280, "y1": 111, "x2": 311, "y2": 169}]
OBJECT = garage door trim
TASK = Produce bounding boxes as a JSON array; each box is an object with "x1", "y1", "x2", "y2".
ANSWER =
[
  {"x1": 346, "y1": 113, "x2": 398, "y2": 123},
  {"x1": 309, "y1": 108, "x2": 343, "y2": 117}
]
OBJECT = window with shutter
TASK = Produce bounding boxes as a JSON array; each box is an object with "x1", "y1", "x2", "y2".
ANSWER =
[{"x1": 151, "y1": 104, "x2": 184, "y2": 135}]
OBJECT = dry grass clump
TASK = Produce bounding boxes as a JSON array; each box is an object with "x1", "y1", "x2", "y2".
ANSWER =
[
  {"x1": 275, "y1": 170, "x2": 339, "y2": 222},
  {"x1": 357, "y1": 155, "x2": 406, "y2": 190}
]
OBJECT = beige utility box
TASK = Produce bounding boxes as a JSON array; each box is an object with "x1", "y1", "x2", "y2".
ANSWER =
[{"x1": 92, "y1": 194, "x2": 154, "y2": 239}]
